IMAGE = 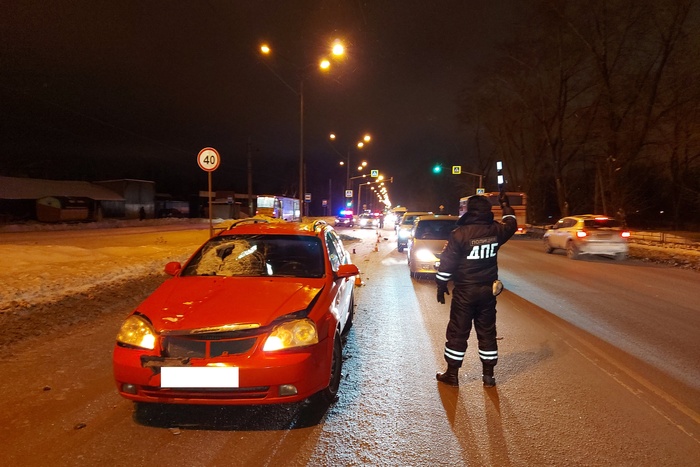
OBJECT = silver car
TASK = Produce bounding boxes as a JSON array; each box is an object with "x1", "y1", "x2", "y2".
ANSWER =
[
  {"x1": 407, "y1": 215, "x2": 458, "y2": 278},
  {"x1": 397, "y1": 211, "x2": 433, "y2": 252},
  {"x1": 543, "y1": 214, "x2": 630, "y2": 260}
]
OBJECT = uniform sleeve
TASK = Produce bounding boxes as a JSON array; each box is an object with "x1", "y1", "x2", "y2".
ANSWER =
[
  {"x1": 436, "y1": 230, "x2": 461, "y2": 284},
  {"x1": 499, "y1": 206, "x2": 518, "y2": 244}
]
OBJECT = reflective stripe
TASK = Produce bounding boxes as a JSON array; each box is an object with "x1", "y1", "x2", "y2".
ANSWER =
[
  {"x1": 436, "y1": 272, "x2": 452, "y2": 282},
  {"x1": 444, "y1": 347, "x2": 465, "y2": 361},
  {"x1": 479, "y1": 349, "x2": 498, "y2": 360},
  {"x1": 502, "y1": 214, "x2": 516, "y2": 220}
]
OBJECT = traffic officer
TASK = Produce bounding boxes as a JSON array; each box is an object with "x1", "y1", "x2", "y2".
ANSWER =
[{"x1": 435, "y1": 192, "x2": 517, "y2": 387}]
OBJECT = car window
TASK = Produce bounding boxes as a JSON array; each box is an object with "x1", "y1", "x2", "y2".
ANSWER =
[
  {"x1": 415, "y1": 220, "x2": 456, "y2": 240},
  {"x1": 561, "y1": 218, "x2": 577, "y2": 228},
  {"x1": 583, "y1": 218, "x2": 621, "y2": 229},
  {"x1": 325, "y1": 230, "x2": 344, "y2": 271},
  {"x1": 181, "y1": 234, "x2": 324, "y2": 278}
]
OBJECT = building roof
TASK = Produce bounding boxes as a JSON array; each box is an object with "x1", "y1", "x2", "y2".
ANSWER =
[{"x1": 0, "y1": 176, "x2": 124, "y2": 201}]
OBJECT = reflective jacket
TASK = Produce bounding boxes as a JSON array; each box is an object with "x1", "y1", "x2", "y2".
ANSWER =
[{"x1": 436, "y1": 206, "x2": 517, "y2": 286}]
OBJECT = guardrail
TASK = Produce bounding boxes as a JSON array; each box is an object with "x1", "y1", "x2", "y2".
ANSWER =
[
  {"x1": 629, "y1": 231, "x2": 700, "y2": 248},
  {"x1": 528, "y1": 225, "x2": 700, "y2": 249}
]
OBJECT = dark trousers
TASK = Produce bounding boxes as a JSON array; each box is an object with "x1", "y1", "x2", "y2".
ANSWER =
[{"x1": 443, "y1": 283, "x2": 498, "y2": 372}]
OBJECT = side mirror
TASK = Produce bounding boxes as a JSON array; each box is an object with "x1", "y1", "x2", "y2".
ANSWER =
[
  {"x1": 164, "y1": 262, "x2": 182, "y2": 276},
  {"x1": 336, "y1": 263, "x2": 360, "y2": 280}
]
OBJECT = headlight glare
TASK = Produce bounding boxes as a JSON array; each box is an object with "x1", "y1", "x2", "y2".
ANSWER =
[
  {"x1": 415, "y1": 249, "x2": 436, "y2": 262},
  {"x1": 263, "y1": 319, "x2": 318, "y2": 351},
  {"x1": 116, "y1": 315, "x2": 157, "y2": 350}
]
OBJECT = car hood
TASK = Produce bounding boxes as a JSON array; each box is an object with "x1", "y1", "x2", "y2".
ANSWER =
[{"x1": 136, "y1": 276, "x2": 325, "y2": 332}]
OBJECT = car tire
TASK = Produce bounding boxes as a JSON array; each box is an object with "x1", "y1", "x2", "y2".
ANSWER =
[
  {"x1": 615, "y1": 252, "x2": 628, "y2": 261},
  {"x1": 566, "y1": 241, "x2": 579, "y2": 260},
  {"x1": 398, "y1": 245, "x2": 404, "y2": 253},
  {"x1": 312, "y1": 331, "x2": 343, "y2": 405},
  {"x1": 543, "y1": 238, "x2": 554, "y2": 254}
]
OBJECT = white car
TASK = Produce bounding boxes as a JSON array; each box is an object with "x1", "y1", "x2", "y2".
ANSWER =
[
  {"x1": 357, "y1": 213, "x2": 379, "y2": 229},
  {"x1": 407, "y1": 215, "x2": 458, "y2": 278},
  {"x1": 543, "y1": 214, "x2": 630, "y2": 260}
]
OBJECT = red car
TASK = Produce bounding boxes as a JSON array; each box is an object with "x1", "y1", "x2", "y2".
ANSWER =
[{"x1": 113, "y1": 218, "x2": 359, "y2": 406}]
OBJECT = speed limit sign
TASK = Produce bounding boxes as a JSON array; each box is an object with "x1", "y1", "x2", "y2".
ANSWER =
[{"x1": 197, "y1": 147, "x2": 220, "y2": 172}]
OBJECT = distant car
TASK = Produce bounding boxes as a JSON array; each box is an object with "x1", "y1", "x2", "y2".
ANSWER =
[
  {"x1": 407, "y1": 215, "x2": 458, "y2": 278},
  {"x1": 357, "y1": 213, "x2": 379, "y2": 229},
  {"x1": 397, "y1": 211, "x2": 433, "y2": 252},
  {"x1": 334, "y1": 210, "x2": 355, "y2": 227},
  {"x1": 113, "y1": 218, "x2": 360, "y2": 407},
  {"x1": 543, "y1": 214, "x2": 630, "y2": 260}
]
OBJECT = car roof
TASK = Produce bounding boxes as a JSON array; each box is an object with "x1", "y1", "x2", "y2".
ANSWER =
[
  {"x1": 415, "y1": 215, "x2": 457, "y2": 222},
  {"x1": 216, "y1": 218, "x2": 328, "y2": 237}
]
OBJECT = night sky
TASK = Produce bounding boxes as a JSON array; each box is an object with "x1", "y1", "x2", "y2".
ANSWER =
[{"x1": 1, "y1": 1, "x2": 523, "y2": 214}]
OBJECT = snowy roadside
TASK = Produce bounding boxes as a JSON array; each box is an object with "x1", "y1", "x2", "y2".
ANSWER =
[{"x1": 1, "y1": 219, "x2": 698, "y2": 313}]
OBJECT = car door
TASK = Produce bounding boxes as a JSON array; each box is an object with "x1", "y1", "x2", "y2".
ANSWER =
[
  {"x1": 549, "y1": 218, "x2": 568, "y2": 248},
  {"x1": 325, "y1": 230, "x2": 352, "y2": 328}
]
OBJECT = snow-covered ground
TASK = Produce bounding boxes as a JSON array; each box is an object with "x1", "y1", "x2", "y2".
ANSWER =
[{"x1": 0, "y1": 218, "x2": 213, "y2": 311}]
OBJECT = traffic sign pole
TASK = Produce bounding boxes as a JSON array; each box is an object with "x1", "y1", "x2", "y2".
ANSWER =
[{"x1": 198, "y1": 147, "x2": 221, "y2": 237}]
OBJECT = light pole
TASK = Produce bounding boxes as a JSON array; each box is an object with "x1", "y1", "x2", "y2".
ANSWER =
[
  {"x1": 329, "y1": 133, "x2": 371, "y2": 209},
  {"x1": 356, "y1": 175, "x2": 389, "y2": 212},
  {"x1": 259, "y1": 40, "x2": 345, "y2": 218}
]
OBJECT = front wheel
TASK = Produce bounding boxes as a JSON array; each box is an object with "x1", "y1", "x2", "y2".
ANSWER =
[
  {"x1": 311, "y1": 331, "x2": 343, "y2": 406},
  {"x1": 543, "y1": 238, "x2": 554, "y2": 254}
]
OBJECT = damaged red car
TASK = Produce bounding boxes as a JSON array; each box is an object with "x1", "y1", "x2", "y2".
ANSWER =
[{"x1": 113, "y1": 218, "x2": 359, "y2": 406}]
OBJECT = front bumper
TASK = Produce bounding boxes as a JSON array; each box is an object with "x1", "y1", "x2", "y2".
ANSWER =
[{"x1": 113, "y1": 339, "x2": 331, "y2": 405}]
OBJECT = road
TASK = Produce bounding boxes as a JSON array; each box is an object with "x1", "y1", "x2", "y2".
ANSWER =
[{"x1": 0, "y1": 225, "x2": 698, "y2": 466}]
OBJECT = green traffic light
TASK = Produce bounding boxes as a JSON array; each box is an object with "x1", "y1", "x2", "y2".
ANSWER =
[{"x1": 432, "y1": 164, "x2": 442, "y2": 174}]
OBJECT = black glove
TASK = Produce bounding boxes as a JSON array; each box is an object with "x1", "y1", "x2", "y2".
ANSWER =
[
  {"x1": 436, "y1": 281, "x2": 450, "y2": 304},
  {"x1": 499, "y1": 190, "x2": 510, "y2": 209}
]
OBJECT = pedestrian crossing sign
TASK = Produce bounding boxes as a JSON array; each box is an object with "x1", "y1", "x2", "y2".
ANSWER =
[{"x1": 452, "y1": 166, "x2": 461, "y2": 174}]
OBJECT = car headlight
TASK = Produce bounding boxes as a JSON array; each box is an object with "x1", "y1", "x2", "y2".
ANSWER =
[
  {"x1": 116, "y1": 315, "x2": 157, "y2": 350},
  {"x1": 263, "y1": 318, "x2": 318, "y2": 351},
  {"x1": 415, "y1": 248, "x2": 436, "y2": 262},
  {"x1": 398, "y1": 230, "x2": 410, "y2": 239}
]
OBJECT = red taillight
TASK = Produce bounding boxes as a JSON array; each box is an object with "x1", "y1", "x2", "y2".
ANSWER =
[
  {"x1": 621, "y1": 231, "x2": 631, "y2": 238},
  {"x1": 576, "y1": 230, "x2": 588, "y2": 238}
]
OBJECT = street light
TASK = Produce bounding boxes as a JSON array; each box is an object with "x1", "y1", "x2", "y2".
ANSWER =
[
  {"x1": 329, "y1": 132, "x2": 371, "y2": 207},
  {"x1": 259, "y1": 40, "x2": 345, "y2": 217}
]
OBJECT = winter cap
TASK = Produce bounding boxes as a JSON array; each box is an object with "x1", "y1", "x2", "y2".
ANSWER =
[{"x1": 466, "y1": 195, "x2": 492, "y2": 214}]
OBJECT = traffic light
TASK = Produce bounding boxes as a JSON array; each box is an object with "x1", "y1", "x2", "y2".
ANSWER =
[{"x1": 432, "y1": 164, "x2": 442, "y2": 174}]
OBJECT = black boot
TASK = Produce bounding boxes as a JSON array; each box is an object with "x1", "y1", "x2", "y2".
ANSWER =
[
  {"x1": 482, "y1": 365, "x2": 496, "y2": 387},
  {"x1": 436, "y1": 366, "x2": 459, "y2": 387}
]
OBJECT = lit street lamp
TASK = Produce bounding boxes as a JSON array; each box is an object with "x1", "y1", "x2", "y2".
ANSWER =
[
  {"x1": 329, "y1": 133, "x2": 371, "y2": 208},
  {"x1": 259, "y1": 40, "x2": 345, "y2": 217}
]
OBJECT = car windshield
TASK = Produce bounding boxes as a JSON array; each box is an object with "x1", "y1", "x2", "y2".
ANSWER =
[
  {"x1": 584, "y1": 218, "x2": 621, "y2": 229},
  {"x1": 402, "y1": 215, "x2": 422, "y2": 225},
  {"x1": 414, "y1": 220, "x2": 457, "y2": 240},
  {"x1": 181, "y1": 234, "x2": 325, "y2": 278}
]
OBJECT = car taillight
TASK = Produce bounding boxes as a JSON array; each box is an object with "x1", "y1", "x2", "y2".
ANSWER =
[
  {"x1": 576, "y1": 230, "x2": 588, "y2": 238},
  {"x1": 621, "y1": 231, "x2": 631, "y2": 238}
]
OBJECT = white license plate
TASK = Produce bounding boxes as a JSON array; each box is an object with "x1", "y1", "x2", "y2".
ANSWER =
[{"x1": 161, "y1": 367, "x2": 239, "y2": 388}]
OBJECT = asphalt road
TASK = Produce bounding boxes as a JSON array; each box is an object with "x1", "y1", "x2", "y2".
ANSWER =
[{"x1": 0, "y1": 225, "x2": 698, "y2": 466}]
